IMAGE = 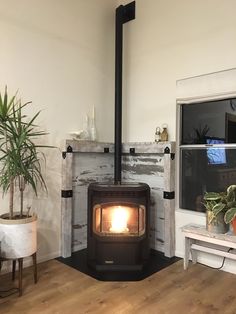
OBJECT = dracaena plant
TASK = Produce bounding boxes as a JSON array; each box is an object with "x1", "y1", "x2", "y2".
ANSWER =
[{"x1": 0, "y1": 87, "x2": 50, "y2": 219}]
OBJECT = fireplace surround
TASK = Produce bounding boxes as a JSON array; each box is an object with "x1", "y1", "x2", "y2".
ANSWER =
[{"x1": 60, "y1": 140, "x2": 176, "y2": 259}]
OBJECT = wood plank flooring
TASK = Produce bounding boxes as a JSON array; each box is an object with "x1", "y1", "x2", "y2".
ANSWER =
[{"x1": 0, "y1": 259, "x2": 236, "y2": 314}]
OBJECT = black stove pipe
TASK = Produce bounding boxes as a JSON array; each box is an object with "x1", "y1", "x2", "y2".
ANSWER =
[{"x1": 114, "y1": 1, "x2": 135, "y2": 184}]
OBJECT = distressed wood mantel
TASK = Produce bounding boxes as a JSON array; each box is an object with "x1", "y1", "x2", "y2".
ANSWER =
[{"x1": 61, "y1": 140, "x2": 175, "y2": 258}]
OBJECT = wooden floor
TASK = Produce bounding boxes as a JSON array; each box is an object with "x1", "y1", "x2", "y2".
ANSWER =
[{"x1": 0, "y1": 259, "x2": 236, "y2": 314}]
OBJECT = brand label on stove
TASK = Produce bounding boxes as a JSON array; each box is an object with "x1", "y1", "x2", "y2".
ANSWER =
[{"x1": 105, "y1": 260, "x2": 114, "y2": 264}]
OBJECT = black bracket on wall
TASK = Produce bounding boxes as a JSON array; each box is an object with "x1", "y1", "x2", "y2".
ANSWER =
[
  {"x1": 62, "y1": 145, "x2": 73, "y2": 159},
  {"x1": 122, "y1": 1, "x2": 135, "y2": 23},
  {"x1": 104, "y1": 147, "x2": 110, "y2": 153},
  {"x1": 164, "y1": 147, "x2": 175, "y2": 160},
  {"x1": 164, "y1": 147, "x2": 170, "y2": 154},
  {"x1": 163, "y1": 191, "x2": 175, "y2": 199},
  {"x1": 67, "y1": 145, "x2": 73, "y2": 153},
  {"x1": 129, "y1": 147, "x2": 135, "y2": 155},
  {"x1": 61, "y1": 190, "x2": 73, "y2": 198}
]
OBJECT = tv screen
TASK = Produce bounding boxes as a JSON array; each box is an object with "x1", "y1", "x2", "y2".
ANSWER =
[{"x1": 206, "y1": 138, "x2": 226, "y2": 165}]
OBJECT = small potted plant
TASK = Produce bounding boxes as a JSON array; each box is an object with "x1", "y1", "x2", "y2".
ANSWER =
[
  {"x1": 203, "y1": 191, "x2": 229, "y2": 234},
  {"x1": 224, "y1": 185, "x2": 236, "y2": 234},
  {"x1": 0, "y1": 87, "x2": 50, "y2": 259}
]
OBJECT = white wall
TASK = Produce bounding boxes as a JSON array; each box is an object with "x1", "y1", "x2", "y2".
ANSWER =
[
  {"x1": 119, "y1": 0, "x2": 236, "y2": 142},
  {"x1": 118, "y1": 0, "x2": 236, "y2": 274},
  {"x1": 0, "y1": 0, "x2": 115, "y2": 262}
]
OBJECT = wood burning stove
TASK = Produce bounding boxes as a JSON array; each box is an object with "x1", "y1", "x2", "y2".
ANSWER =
[
  {"x1": 87, "y1": 183, "x2": 150, "y2": 271},
  {"x1": 87, "y1": 1, "x2": 150, "y2": 272}
]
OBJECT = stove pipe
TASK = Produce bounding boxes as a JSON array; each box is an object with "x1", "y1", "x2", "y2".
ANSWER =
[{"x1": 114, "y1": 1, "x2": 135, "y2": 184}]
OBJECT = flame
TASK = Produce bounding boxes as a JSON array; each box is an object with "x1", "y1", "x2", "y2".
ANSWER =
[{"x1": 110, "y1": 206, "x2": 129, "y2": 233}]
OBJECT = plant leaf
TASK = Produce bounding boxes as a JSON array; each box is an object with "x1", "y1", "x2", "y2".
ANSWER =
[
  {"x1": 204, "y1": 192, "x2": 221, "y2": 201},
  {"x1": 224, "y1": 208, "x2": 236, "y2": 224},
  {"x1": 212, "y1": 203, "x2": 225, "y2": 216}
]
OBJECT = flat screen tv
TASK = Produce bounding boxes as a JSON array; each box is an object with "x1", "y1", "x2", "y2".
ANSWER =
[{"x1": 206, "y1": 138, "x2": 226, "y2": 165}]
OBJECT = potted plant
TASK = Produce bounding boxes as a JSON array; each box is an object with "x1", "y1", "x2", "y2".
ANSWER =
[
  {"x1": 0, "y1": 87, "x2": 49, "y2": 259},
  {"x1": 203, "y1": 191, "x2": 229, "y2": 234},
  {"x1": 224, "y1": 185, "x2": 236, "y2": 234}
]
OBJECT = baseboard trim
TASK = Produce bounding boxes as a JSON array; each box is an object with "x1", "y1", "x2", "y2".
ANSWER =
[{"x1": 175, "y1": 249, "x2": 236, "y2": 275}]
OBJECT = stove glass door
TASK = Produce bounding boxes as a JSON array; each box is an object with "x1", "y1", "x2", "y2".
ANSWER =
[{"x1": 93, "y1": 203, "x2": 145, "y2": 236}]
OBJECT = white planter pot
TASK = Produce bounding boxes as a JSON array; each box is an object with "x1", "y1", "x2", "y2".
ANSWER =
[{"x1": 0, "y1": 213, "x2": 37, "y2": 259}]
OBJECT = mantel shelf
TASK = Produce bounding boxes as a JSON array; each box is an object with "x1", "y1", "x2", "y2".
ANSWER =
[{"x1": 64, "y1": 140, "x2": 175, "y2": 154}]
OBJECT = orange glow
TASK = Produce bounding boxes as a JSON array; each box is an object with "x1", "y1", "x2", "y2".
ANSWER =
[{"x1": 110, "y1": 206, "x2": 129, "y2": 233}]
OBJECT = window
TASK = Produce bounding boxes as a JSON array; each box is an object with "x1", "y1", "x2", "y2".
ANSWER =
[{"x1": 179, "y1": 98, "x2": 236, "y2": 212}]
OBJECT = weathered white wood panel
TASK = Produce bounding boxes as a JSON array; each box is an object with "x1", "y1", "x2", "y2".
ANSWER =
[
  {"x1": 61, "y1": 151, "x2": 73, "y2": 258},
  {"x1": 122, "y1": 154, "x2": 165, "y2": 252},
  {"x1": 65, "y1": 140, "x2": 114, "y2": 153},
  {"x1": 149, "y1": 188, "x2": 165, "y2": 252},
  {"x1": 163, "y1": 151, "x2": 175, "y2": 257},
  {"x1": 150, "y1": 231, "x2": 165, "y2": 252},
  {"x1": 122, "y1": 154, "x2": 164, "y2": 188},
  {"x1": 122, "y1": 142, "x2": 173, "y2": 154},
  {"x1": 72, "y1": 226, "x2": 88, "y2": 251},
  {"x1": 72, "y1": 153, "x2": 114, "y2": 251}
]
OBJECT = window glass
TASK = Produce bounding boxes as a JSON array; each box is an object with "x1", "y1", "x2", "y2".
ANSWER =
[
  {"x1": 181, "y1": 98, "x2": 236, "y2": 144},
  {"x1": 180, "y1": 148, "x2": 236, "y2": 212}
]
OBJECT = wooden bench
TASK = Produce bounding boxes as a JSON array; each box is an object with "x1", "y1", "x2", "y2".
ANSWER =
[{"x1": 182, "y1": 224, "x2": 236, "y2": 270}]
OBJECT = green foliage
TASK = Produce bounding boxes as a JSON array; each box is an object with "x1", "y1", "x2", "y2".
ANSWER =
[
  {"x1": 203, "y1": 192, "x2": 222, "y2": 202},
  {"x1": 0, "y1": 87, "x2": 52, "y2": 218},
  {"x1": 203, "y1": 191, "x2": 226, "y2": 223},
  {"x1": 224, "y1": 207, "x2": 236, "y2": 224},
  {"x1": 204, "y1": 185, "x2": 236, "y2": 224},
  {"x1": 212, "y1": 203, "x2": 226, "y2": 217},
  {"x1": 224, "y1": 185, "x2": 236, "y2": 224}
]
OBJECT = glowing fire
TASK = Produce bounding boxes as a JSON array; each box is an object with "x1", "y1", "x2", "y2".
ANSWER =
[{"x1": 110, "y1": 206, "x2": 129, "y2": 233}]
